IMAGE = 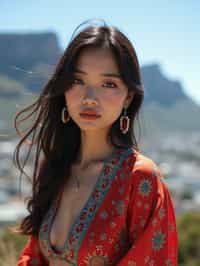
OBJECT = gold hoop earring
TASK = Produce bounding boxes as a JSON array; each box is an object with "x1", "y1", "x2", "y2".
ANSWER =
[
  {"x1": 61, "y1": 107, "x2": 70, "y2": 123},
  {"x1": 120, "y1": 107, "x2": 130, "y2": 134}
]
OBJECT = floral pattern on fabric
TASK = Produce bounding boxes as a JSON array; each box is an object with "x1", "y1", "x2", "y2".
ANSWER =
[{"x1": 17, "y1": 147, "x2": 178, "y2": 265}]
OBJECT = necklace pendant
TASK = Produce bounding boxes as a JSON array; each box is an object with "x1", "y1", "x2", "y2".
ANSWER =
[
  {"x1": 73, "y1": 175, "x2": 80, "y2": 192},
  {"x1": 75, "y1": 180, "x2": 79, "y2": 192}
]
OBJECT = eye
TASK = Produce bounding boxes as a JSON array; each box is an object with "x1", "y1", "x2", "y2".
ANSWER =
[
  {"x1": 103, "y1": 81, "x2": 117, "y2": 88},
  {"x1": 72, "y1": 77, "x2": 83, "y2": 84}
]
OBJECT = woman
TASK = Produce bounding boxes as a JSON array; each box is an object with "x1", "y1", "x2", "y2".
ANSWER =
[{"x1": 15, "y1": 19, "x2": 178, "y2": 265}]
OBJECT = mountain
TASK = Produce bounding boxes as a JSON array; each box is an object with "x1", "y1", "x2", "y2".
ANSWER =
[
  {"x1": 0, "y1": 32, "x2": 199, "y2": 137},
  {"x1": 141, "y1": 64, "x2": 191, "y2": 106},
  {"x1": 0, "y1": 32, "x2": 61, "y2": 92},
  {"x1": 138, "y1": 64, "x2": 200, "y2": 135}
]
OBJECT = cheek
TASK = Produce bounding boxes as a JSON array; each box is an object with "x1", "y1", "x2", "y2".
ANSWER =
[
  {"x1": 64, "y1": 90, "x2": 80, "y2": 108},
  {"x1": 103, "y1": 91, "x2": 126, "y2": 110}
]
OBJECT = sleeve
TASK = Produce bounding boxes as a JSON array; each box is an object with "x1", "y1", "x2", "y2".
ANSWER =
[
  {"x1": 116, "y1": 157, "x2": 178, "y2": 266},
  {"x1": 17, "y1": 235, "x2": 48, "y2": 266}
]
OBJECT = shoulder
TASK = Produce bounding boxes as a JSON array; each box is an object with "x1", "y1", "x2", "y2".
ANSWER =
[
  {"x1": 123, "y1": 147, "x2": 167, "y2": 193},
  {"x1": 123, "y1": 147, "x2": 161, "y2": 176}
]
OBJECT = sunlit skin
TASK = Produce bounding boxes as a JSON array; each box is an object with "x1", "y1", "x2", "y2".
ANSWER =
[{"x1": 64, "y1": 47, "x2": 134, "y2": 169}]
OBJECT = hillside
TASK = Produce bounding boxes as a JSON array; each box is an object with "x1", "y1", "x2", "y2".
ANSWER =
[{"x1": 0, "y1": 31, "x2": 199, "y2": 138}]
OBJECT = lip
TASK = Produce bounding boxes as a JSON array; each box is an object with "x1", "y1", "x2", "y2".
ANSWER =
[
  {"x1": 80, "y1": 113, "x2": 101, "y2": 120},
  {"x1": 80, "y1": 110, "x2": 101, "y2": 116}
]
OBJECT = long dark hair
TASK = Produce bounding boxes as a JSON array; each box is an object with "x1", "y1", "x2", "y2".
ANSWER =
[{"x1": 12, "y1": 19, "x2": 144, "y2": 236}]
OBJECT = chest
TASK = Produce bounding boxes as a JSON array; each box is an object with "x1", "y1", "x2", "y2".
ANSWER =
[
  {"x1": 38, "y1": 147, "x2": 135, "y2": 265},
  {"x1": 49, "y1": 163, "x2": 104, "y2": 251}
]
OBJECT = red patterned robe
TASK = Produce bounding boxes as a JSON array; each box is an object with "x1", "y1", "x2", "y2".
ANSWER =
[{"x1": 17, "y1": 147, "x2": 178, "y2": 265}]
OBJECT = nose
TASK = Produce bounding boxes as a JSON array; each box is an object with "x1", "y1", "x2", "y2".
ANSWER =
[
  {"x1": 82, "y1": 86, "x2": 98, "y2": 105},
  {"x1": 82, "y1": 97, "x2": 97, "y2": 105}
]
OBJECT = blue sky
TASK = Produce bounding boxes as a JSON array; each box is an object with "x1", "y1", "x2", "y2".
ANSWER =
[{"x1": 1, "y1": 0, "x2": 199, "y2": 104}]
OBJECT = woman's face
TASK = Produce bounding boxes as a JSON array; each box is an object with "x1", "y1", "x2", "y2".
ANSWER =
[{"x1": 64, "y1": 47, "x2": 134, "y2": 132}]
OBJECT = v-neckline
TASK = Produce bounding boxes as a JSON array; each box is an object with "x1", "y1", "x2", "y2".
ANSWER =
[{"x1": 47, "y1": 146, "x2": 123, "y2": 256}]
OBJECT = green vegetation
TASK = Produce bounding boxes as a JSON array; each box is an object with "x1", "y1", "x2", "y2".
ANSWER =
[
  {"x1": 177, "y1": 211, "x2": 200, "y2": 266},
  {"x1": 0, "y1": 225, "x2": 27, "y2": 266}
]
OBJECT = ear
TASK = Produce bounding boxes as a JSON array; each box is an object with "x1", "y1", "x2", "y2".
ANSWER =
[{"x1": 125, "y1": 91, "x2": 135, "y2": 108}]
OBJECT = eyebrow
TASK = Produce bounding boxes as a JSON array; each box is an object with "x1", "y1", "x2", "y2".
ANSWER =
[{"x1": 73, "y1": 68, "x2": 122, "y2": 79}]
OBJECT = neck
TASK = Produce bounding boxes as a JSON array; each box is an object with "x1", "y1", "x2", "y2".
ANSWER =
[{"x1": 75, "y1": 129, "x2": 114, "y2": 169}]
